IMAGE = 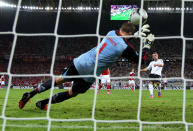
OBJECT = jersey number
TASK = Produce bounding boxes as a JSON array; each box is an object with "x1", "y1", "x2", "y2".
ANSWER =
[{"x1": 95, "y1": 43, "x2": 107, "y2": 58}]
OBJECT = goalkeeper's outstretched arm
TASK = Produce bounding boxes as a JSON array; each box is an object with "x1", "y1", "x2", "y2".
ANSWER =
[{"x1": 121, "y1": 33, "x2": 155, "y2": 64}]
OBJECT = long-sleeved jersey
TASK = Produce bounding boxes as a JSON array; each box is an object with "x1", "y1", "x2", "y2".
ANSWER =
[{"x1": 73, "y1": 30, "x2": 148, "y2": 83}]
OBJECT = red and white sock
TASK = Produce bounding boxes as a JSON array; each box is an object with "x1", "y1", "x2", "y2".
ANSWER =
[
  {"x1": 99, "y1": 84, "x2": 102, "y2": 90},
  {"x1": 132, "y1": 85, "x2": 135, "y2": 92},
  {"x1": 107, "y1": 84, "x2": 110, "y2": 94},
  {"x1": 97, "y1": 84, "x2": 103, "y2": 94}
]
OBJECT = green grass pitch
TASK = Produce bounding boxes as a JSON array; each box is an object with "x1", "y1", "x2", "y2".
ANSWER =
[
  {"x1": 111, "y1": 10, "x2": 132, "y2": 20},
  {"x1": 0, "y1": 89, "x2": 193, "y2": 131}
]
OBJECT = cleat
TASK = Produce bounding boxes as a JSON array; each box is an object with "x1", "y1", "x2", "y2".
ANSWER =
[
  {"x1": 36, "y1": 101, "x2": 47, "y2": 110},
  {"x1": 149, "y1": 95, "x2": 154, "y2": 98},
  {"x1": 158, "y1": 92, "x2": 161, "y2": 98},
  {"x1": 19, "y1": 92, "x2": 32, "y2": 109}
]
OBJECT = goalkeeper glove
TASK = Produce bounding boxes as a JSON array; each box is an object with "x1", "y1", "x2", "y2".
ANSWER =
[
  {"x1": 143, "y1": 33, "x2": 155, "y2": 49},
  {"x1": 134, "y1": 24, "x2": 150, "y2": 37}
]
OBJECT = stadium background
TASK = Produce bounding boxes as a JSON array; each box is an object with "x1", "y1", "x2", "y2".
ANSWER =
[
  {"x1": 0, "y1": 0, "x2": 192, "y2": 87},
  {"x1": 0, "y1": 0, "x2": 193, "y2": 130}
]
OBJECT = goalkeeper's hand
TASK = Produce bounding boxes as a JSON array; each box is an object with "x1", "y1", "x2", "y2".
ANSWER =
[
  {"x1": 143, "y1": 33, "x2": 155, "y2": 49},
  {"x1": 134, "y1": 24, "x2": 150, "y2": 37},
  {"x1": 147, "y1": 33, "x2": 155, "y2": 42}
]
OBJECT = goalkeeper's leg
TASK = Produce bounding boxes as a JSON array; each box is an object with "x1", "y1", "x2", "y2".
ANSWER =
[
  {"x1": 19, "y1": 77, "x2": 65, "y2": 109},
  {"x1": 19, "y1": 63, "x2": 77, "y2": 109},
  {"x1": 36, "y1": 88, "x2": 77, "y2": 110},
  {"x1": 36, "y1": 78, "x2": 91, "y2": 110}
]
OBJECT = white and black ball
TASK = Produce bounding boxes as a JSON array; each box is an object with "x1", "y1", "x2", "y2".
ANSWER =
[{"x1": 130, "y1": 8, "x2": 148, "y2": 25}]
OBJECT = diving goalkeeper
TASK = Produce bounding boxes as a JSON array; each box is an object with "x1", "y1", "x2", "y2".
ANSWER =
[{"x1": 19, "y1": 22, "x2": 154, "y2": 110}]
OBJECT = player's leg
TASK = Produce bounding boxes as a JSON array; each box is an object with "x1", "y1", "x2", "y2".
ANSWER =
[
  {"x1": 0, "y1": 81, "x2": 4, "y2": 88},
  {"x1": 97, "y1": 84, "x2": 103, "y2": 94},
  {"x1": 107, "y1": 83, "x2": 111, "y2": 94},
  {"x1": 130, "y1": 80, "x2": 135, "y2": 92},
  {"x1": 128, "y1": 81, "x2": 131, "y2": 90},
  {"x1": 36, "y1": 87, "x2": 78, "y2": 110},
  {"x1": 19, "y1": 63, "x2": 76, "y2": 109},
  {"x1": 164, "y1": 83, "x2": 167, "y2": 90},
  {"x1": 19, "y1": 77, "x2": 65, "y2": 109},
  {"x1": 148, "y1": 81, "x2": 154, "y2": 98},
  {"x1": 97, "y1": 79, "x2": 103, "y2": 94},
  {"x1": 157, "y1": 82, "x2": 162, "y2": 98},
  {"x1": 131, "y1": 82, "x2": 135, "y2": 92},
  {"x1": 36, "y1": 78, "x2": 92, "y2": 110},
  {"x1": 98, "y1": 76, "x2": 106, "y2": 94},
  {"x1": 106, "y1": 75, "x2": 111, "y2": 94},
  {"x1": 131, "y1": 84, "x2": 134, "y2": 92}
]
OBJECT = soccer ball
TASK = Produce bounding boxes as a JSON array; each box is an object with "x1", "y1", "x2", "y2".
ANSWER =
[{"x1": 130, "y1": 8, "x2": 148, "y2": 25}]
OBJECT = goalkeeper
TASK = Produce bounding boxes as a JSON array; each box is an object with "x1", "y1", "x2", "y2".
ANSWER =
[{"x1": 19, "y1": 22, "x2": 155, "y2": 110}]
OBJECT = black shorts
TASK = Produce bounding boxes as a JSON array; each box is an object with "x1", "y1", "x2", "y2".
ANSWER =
[
  {"x1": 149, "y1": 74, "x2": 161, "y2": 83},
  {"x1": 62, "y1": 63, "x2": 92, "y2": 93}
]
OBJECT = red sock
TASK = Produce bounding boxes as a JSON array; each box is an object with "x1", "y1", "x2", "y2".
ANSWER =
[
  {"x1": 107, "y1": 84, "x2": 110, "y2": 93},
  {"x1": 98, "y1": 84, "x2": 102, "y2": 90}
]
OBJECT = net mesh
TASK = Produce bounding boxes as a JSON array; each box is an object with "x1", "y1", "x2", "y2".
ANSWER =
[{"x1": 0, "y1": 0, "x2": 193, "y2": 131}]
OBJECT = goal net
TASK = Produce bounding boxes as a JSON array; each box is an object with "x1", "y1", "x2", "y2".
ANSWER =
[{"x1": 0, "y1": 0, "x2": 193, "y2": 131}]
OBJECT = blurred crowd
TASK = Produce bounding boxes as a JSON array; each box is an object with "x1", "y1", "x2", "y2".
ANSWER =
[
  {"x1": 0, "y1": 37, "x2": 192, "y2": 86},
  {"x1": 12, "y1": 77, "x2": 50, "y2": 87}
]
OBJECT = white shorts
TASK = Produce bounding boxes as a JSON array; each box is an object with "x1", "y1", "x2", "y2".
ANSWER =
[
  {"x1": 128, "y1": 80, "x2": 135, "y2": 86},
  {"x1": 101, "y1": 75, "x2": 110, "y2": 84},
  {"x1": 1, "y1": 81, "x2": 5, "y2": 85}
]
